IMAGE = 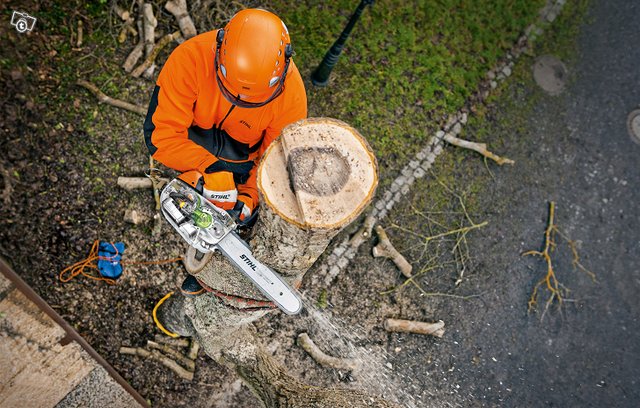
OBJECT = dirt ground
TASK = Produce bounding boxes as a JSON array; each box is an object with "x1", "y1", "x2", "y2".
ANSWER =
[{"x1": 1, "y1": 0, "x2": 639, "y2": 407}]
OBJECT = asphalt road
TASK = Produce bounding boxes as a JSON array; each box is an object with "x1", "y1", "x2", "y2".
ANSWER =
[{"x1": 441, "y1": 0, "x2": 640, "y2": 406}]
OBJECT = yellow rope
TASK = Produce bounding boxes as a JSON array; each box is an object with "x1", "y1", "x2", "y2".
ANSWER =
[{"x1": 152, "y1": 292, "x2": 180, "y2": 338}]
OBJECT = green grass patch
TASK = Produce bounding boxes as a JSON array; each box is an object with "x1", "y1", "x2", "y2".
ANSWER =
[{"x1": 268, "y1": 0, "x2": 546, "y2": 173}]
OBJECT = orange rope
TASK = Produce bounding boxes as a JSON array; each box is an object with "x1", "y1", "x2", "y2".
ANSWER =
[{"x1": 59, "y1": 240, "x2": 183, "y2": 285}]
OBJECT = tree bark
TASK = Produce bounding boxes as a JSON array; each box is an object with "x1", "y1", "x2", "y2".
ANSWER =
[{"x1": 157, "y1": 118, "x2": 385, "y2": 406}]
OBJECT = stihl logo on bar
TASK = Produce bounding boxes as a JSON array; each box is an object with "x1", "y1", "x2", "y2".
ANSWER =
[{"x1": 240, "y1": 253, "x2": 257, "y2": 271}]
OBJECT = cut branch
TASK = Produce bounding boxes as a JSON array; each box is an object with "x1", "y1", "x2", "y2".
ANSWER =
[
  {"x1": 373, "y1": 225, "x2": 413, "y2": 278},
  {"x1": 384, "y1": 318, "x2": 445, "y2": 337},
  {"x1": 120, "y1": 346, "x2": 194, "y2": 380},
  {"x1": 131, "y1": 31, "x2": 182, "y2": 78},
  {"x1": 349, "y1": 213, "x2": 376, "y2": 248},
  {"x1": 297, "y1": 333, "x2": 359, "y2": 371},
  {"x1": 76, "y1": 20, "x2": 83, "y2": 48},
  {"x1": 153, "y1": 334, "x2": 190, "y2": 348},
  {"x1": 141, "y1": 3, "x2": 158, "y2": 78},
  {"x1": 165, "y1": 0, "x2": 198, "y2": 39},
  {"x1": 114, "y1": 4, "x2": 136, "y2": 43},
  {"x1": 117, "y1": 176, "x2": 169, "y2": 190},
  {"x1": 76, "y1": 79, "x2": 146, "y2": 115},
  {"x1": 123, "y1": 20, "x2": 145, "y2": 72},
  {"x1": 147, "y1": 340, "x2": 195, "y2": 371},
  {"x1": 187, "y1": 339, "x2": 200, "y2": 361},
  {"x1": 443, "y1": 133, "x2": 514, "y2": 165}
]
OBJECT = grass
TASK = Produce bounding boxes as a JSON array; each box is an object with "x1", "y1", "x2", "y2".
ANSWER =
[{"x1": 267, "y1": 0, "x2": 546, "y2": 174}]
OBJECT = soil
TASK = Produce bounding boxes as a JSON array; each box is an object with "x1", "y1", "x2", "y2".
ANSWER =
[{"x1": 1, "y1": 0, "x2": 639, "y2": 407}]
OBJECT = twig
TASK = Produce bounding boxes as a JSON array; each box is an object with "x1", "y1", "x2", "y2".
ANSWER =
[
  {"x1": 373, "y1": 225, "x2": 413, "y2": 278},
  {"x1": 522, "y1": 201, "x2": 596, "y2": 315},
  {"x1": 297, "y1": 333, "x2": 359, "y2": 371},
  {"x1": 384, "y1": 318, "x2": 445, "y2": 337},
  {"x1": 349, "y1": 214, "x2": 376, "y2": 248},
  {"x1": 165, "y1": 0, "x2": 198, "y2": 39},
  {"x1": 443, "y1": 133, "x2": 514, "y2": 165},
  {"x1": 76, "y1": 20, "x2": 84, "y2": 47},
  {"x1": 131, "y1": 31, "x2": 182, "y2": 78},
  {"x1": 0, "y1": 164, "x2": 13, "y2": 206},
  {"x1": 76, "y1": 79, "x2": 146, "y2": 115},
  {"x1": 147, "y1": 340, "x2": 195, "y2": 371},
  {"x1": 120, "y1": 346, "x2": 194, "y2": 380}
]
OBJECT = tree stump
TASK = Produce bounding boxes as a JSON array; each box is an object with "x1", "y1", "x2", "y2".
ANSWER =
[{"x1": 157, "y1": 118, "x2": 387, "y2": 406}]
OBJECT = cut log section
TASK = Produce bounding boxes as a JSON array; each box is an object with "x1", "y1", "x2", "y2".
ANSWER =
[{"x1": 260, "y1": 117, "x2": 378, "y2": 230}]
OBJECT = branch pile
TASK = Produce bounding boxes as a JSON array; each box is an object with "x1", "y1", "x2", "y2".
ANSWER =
[{"x1": 120, "y1": 336, "x2": 200, "y2": 381}]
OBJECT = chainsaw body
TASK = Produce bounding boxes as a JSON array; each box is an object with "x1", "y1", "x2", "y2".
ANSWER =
[{"x1": 160, "y1": 177, "x2": 302, "y2": 315}]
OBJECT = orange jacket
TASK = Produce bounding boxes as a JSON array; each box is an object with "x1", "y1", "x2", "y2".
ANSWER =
[{"x1": 144, "y1": 30, "x2": 307, "y2": 206}]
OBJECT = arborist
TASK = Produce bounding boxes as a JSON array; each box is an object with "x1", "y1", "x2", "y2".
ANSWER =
[{"x1": 143, "y1": 9, "x2": 307, "y2": 296}]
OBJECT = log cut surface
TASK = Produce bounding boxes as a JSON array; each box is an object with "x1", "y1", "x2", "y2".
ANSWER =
[{"x1": 259, "y1": 117, "x2": 378, "y2": 230}]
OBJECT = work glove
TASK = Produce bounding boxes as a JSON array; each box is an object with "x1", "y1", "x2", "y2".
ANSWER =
[
  {"x1": 205, "y1": 159, "x2": 254, "y2": 185},
  {"x1": 202, "y1": 171, "x2": 237, "y2": 210},
  {"x1": 227, "y1": 195, "x2": 253, "y2": 222}
]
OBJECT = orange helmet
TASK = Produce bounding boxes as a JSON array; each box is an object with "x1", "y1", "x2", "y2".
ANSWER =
[{"x1": 215, "y1": 9, "x2": 293, "y2": 108}]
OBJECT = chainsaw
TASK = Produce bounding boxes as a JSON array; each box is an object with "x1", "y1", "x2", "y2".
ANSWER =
[{"x1": 160, "y1": 175, "x2": 302, "y2": 315}]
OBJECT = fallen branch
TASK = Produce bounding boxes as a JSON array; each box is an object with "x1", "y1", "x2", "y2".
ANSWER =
[
  {"x1": 154, "y1": 334, "x2": 190, "y2": 348},
  {"x1": 522, "y1": 201, "x2": 596, "y2": 319},
  {"x1": 149, "y1": 157, "x2": 164, "y2": 237},
  {"x1": 373, "y1": 225, "x2": 413, "y2": 278},
  {"x1": 142, "y1": 3, "x2": 158, "y2": 78},
  {"x1": 117, "y1": 176, "x2": 169, "y2": 190},
  {"x1": 165, "y1": 0, "x2": 198, "y2": 39},
  {"x1": 383, "y1": 318, "x2": 445, "y2": 338},
  {"x1": 123, "y1": 20, "x2": 145, "y2": 72},
  {"x1": 147, "y1": 340, "x2": 195, "y2": 371},
  {"x1": 114, "y1": 4, "x2": 136, "y2": 44},
  {"x1": 120, "y1": 346, "x2": 194, "y2": 380},
  {"x1": 187, "y1": 339, "x2": 200, "y2": 361},
  {"x1": 443, "y1": 133, "x2": 514, "y2": 165},
  {"x1": 349, "y1": 213, "x2": 376, "y2": 248},
  {"x1": 131, "y1": 31, "x2": 182, "y2": 78},
  {"x1": 297, "y1": 333, "x2": 359, "y2": 371},
  {"x1": 76, "y1": 19, "x2": 83, "y2": 48},
  {"x1": 76, "y1": 79, "x2": 146, "y2": 115}
]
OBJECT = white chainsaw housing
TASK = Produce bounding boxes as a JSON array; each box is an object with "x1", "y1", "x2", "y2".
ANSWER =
[
  {"x1": 161, "y1": 178, "x2": 236, "y2": 253},
  {"x1": 160, "y1": 178, "x2": 302, "y2": 315}
]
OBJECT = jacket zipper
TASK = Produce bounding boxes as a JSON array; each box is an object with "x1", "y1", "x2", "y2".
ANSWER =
[{"x1": 215, "y1": 105, "x2": 235, "y2": 157}]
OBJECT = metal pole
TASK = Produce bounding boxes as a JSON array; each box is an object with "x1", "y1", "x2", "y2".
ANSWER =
[{"x1": 311, "y1": 0, "x2": 374, "y2": 87}]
